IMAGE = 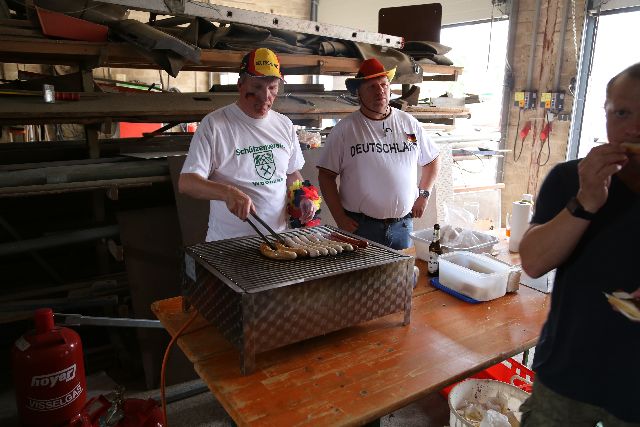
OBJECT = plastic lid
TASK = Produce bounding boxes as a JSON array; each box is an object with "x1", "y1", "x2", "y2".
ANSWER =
[{"x1": 34, "y1": 308, "x2": 54, "y2": 334}]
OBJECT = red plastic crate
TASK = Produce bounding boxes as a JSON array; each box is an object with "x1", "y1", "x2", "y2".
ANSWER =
[{"x1": 440, "y1": 357, "x2": 534, "y2": 398}]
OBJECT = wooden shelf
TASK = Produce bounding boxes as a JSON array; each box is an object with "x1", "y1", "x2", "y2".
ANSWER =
[
  {"x1": 0, "y1": 91, "x2": 470, "y2": 125},
  {"x1": 453, "y1": 183, "x2": 505, "y2": 193},
  {"x1": 0, "y1": 35, "x2": 462, "y2": 76},
  {"x1": 0, "y1": 30, "x2": 466, "y2": 127}
]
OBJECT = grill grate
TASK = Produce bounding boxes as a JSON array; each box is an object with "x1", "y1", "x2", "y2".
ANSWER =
[{"x1": 186, "y1": 225, "x2": 410, "y2": 293}]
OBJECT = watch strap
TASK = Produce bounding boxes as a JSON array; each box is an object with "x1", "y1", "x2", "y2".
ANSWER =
[
  {"x1": 419, "y1": 189, "x2": 430, "y2": 199},
  {"x1": 566, "y1": 196, "x2": 596, "y2": 220}
]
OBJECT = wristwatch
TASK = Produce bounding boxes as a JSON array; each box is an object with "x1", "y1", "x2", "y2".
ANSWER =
[
  {"x1": 566, "y1": 196, "x2": 596, "y2": 220},
  {"x1": 418, "y1": 189, "x2": 430, "y2": 199}
]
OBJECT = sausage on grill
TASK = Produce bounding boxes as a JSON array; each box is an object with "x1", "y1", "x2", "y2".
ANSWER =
[
  {"x1": 329, "y1": 232, "x2": 368, "y2": 249},
  {"x1": 313, "y1": 234, "x2": 353, "y2": 252},
  {"x1": 292, "y1": 235, "x2": 329, "y2": 256},
  {"x1": 306, "y1": 234, "x2": 343, "y2": 253},
  {"x1": 275, "y1": 241, "x2": 308, "y2": 257},
  {"x1": 260, "y1": 243, "x2": 297, "y2": 261},
  {"x1": 285, "y1": 236, "x2": 320, "y2": 258},
  {"x1": 297, "y1": 234, "x2": 336, "y2": 256}
]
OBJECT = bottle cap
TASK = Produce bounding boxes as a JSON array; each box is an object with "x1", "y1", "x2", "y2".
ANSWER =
[{"x1": 34, "y1": 308, "x2": 54, "y2": 334}]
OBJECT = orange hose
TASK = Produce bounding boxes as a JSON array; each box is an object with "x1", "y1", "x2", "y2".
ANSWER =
[{"x1": 160, "y1": 310, "x2": 199, "y2": 426}]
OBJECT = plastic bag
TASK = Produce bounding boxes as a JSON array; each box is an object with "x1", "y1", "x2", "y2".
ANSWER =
[{"x1": 441, "y1": 203, "x2": 483, "y2": 249}]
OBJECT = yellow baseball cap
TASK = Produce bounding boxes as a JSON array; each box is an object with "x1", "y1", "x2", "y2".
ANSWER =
[{"x1": 240, "y1": 48, "x2": 284, "y2": 80}]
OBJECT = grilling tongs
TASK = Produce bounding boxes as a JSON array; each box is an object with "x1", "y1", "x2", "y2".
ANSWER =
[{"x1": 245, "y1": 212, "x2": 286, "y2": 251}]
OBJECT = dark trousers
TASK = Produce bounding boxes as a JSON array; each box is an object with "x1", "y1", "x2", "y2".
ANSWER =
[
  {"x1": 520, "y1": 378, "x2": 640, "y2": 427},
  {"x1": 345, "y1": 211, "x2": 413, "y2": 250}
]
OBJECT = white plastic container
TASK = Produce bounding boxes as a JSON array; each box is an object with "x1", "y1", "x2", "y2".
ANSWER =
[
  {"x1": 439, "y1": 251, "x2": 512, "y2": 301},
  {"x1": 409, "y1": 228, "x2": 499, "y2": 261},
  {"x1": 448, "y1": 379, "x2": 529, "y2": 427}
]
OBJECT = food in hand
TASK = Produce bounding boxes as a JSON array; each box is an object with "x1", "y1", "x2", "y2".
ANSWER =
[
  {"x1": 259, "y1": 243, "x2": 297, "y2": 261},
  {"x1": 621, "y1": 142, "x2": 640, "y2": 154},
  {"x1": 605, "y1": 292, "x2": 640, "y2": 321}
]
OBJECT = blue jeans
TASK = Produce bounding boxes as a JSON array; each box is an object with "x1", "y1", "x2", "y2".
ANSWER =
[{"x1": 345, "y1": 211, "x2": 413, "y2": 250}]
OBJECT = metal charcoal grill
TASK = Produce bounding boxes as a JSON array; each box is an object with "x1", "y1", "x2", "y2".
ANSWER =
[{"x1": 182, "y1": 225, "x2": 414, "y2": 374}]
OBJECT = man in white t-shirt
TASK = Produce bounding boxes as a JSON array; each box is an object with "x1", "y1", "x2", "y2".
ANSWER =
[
  {"x1": 179, "y1": 48, "x2": 316, "y2": 241},
  {"x1": 317, "y1": 58, "x2": 440, "y2": 249}
]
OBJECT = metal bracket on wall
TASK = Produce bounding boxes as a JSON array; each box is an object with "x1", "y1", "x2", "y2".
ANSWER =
[{"x1": 96, "y1": 0, "x2": 404, "y2": 48}]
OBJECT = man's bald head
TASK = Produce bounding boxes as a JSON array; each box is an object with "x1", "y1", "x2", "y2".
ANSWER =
[{"x1": 606, "y1": 62, "x2": 640, "y2": 104}]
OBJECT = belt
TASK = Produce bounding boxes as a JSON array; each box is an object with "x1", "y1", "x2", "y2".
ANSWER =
[{"x1": 346, "y1": 210, "x2": 412, "y2": 225}]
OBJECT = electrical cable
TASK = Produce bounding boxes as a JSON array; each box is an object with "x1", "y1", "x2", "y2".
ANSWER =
[
  {"x1": 512, "y1": 109, "x2": 524, "y2": 162},
  {"x1": 160, "y1": 309, "x2": 199, "y2": 426},
  {"x1": 589, "y1": 2, "x2": 602, "y2": 79},
  {"x1": 47, "y1": 2, "x2": 104, "y2": 15},
  {"x1": 571, "y1": 0, "x2": 579, "y2": 66},
  {"x1": 486, "y1": 3, "x2": 495, "y2": 72},
  {"x1": 453, "y1": 152, "x2": 486, "y2": 174}
]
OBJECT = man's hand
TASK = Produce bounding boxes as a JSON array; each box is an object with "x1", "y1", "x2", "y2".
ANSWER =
[
  {"x1": 335, "y1": 212, "x2": 359, "y2": 233},
  {"x1": 576, "y1": 144, "x2": 628, "y2": 213},
  {"x1": 299, "y1": 198, "x2": 317, "y2": 224},
  {"x1": 411, "y1": 196, "x2": 428, "y2": 218},
  {"x1": 224, "y1": 187, "x2": 253, "y2": 220}
]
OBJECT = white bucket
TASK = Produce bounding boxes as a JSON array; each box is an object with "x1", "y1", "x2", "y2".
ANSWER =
[{"x1": 448, "y1": 379, "x2": 530, "y2": 427}]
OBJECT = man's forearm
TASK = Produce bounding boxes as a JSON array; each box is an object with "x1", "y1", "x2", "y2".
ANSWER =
[
  {"x1": 178, "y1": 173, "x2": 232, "y2": 201},
  {"x1": 419, "y1": 156, "x2": 440, "y2": 192},
  {"x1": 519, "y1": 209, "x2": 591, "y2": 278},
  {"x1": 318, "y1": 169, "x2": 345, "y2": 221},
  {"x1": 286, "y1": 170, "x2": 304, "y2": 187}
]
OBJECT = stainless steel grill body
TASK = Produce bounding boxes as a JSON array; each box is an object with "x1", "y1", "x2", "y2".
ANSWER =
[{"x1": 182, "y1": 225, "x2": 414, "y2": 374}]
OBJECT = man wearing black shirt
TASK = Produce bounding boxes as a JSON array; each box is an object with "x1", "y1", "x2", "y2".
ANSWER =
[{"x1": 519, "y1": 63, "x2": 640, "y2": 426}]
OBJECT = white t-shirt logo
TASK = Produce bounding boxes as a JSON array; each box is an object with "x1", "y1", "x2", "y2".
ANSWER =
[{"x1": 253, "y1": 151, "x2": 276, "y2": 180}]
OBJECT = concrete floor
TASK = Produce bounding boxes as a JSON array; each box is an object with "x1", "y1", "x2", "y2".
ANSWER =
[{"x1": 1, "y1": 351, "x2": 533, "y2": 426}]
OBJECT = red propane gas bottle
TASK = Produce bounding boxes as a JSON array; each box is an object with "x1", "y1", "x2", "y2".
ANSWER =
[{"x1": 12, "y1": 308, "x2": 87, "y2": 427}]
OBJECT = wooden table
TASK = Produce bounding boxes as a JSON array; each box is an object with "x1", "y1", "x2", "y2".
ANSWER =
[{"x1": 152, "y1": 237, "x2": 549, "y2": 426}]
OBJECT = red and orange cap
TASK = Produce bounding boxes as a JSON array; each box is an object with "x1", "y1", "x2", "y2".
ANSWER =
[{"x1": 240, "y1": 48, "x2": 284, "y2": 80}]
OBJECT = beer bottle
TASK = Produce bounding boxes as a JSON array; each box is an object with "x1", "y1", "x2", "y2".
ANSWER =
[{"x1": 427, "y1": 223, "x2": 443, "y2": 276}]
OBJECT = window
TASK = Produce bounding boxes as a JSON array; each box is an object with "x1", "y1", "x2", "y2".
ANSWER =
[
  {"x1": 576, "y1": 9, "x2": 640, "y2": 157},
  {"x1": 438, "y1": 19, "x2": 509, "y2": 131}
]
